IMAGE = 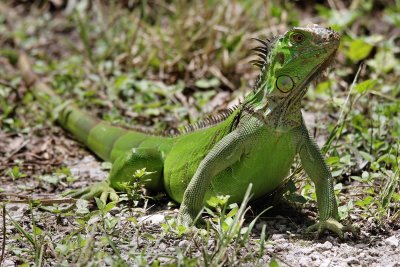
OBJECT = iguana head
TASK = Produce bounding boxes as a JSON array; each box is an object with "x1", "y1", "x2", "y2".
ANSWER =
[{"x1": 247, "y1": 24, "x2": 340, "y2": 125}]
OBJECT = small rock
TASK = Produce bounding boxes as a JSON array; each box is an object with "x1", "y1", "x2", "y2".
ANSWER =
[
  {"x1": 346, "y1": 257, "x2": 360, "y2": 265},
  {"x1": 159, "y1": 242, "x2": 167, "y2": 252},
  {"x1": 369, "y1": 250, "x2": 381, "y2": 257},
  {"x1": 299, "y1": 247, "x2": 314, "y2": 255},
  {"x1": 166, "y1": 247, "x2": 175, "y2": 252},
  {"x1": 138, "y1": 214, "x2": 165, "y2": 224},
  {"x1": 299, "y1": 257, "x2": 311, "y2": 267},
  {"x1": 321, "y1": 259, "x2": 332, "y2": 267},
  {"x1": 355, "y1": 243, "x2": 367, "y2": 249},
  {"x1": 275, "y1": 243, "x2": 289, "y2": 251},
  {"x1": 3, "y1": 259, "x2": 15, "y2": 267},
  {"x1": 178, "y1": 240, "x2": 190, "y2": 249},
  {"x1": 265, "y1": 244, "x2": 274, "y2": 253},
  {"x1": 317, "y1": 241, "x2": 333, "y2": 250},
  {"x1": 266, "y1": 247, "x2": 274, "y2": 253},
  {"x1": 265, "y1": 244, "x2": 274, "y2": 250},
  {"x1": 271, "y1": 234, "x2": 287, "y2": 240},
  {"x1": 326, "y1": 235, "x2": 338, "y2": 244},
  {"x1": 322, "y1": 250, "x2": 331, "y2": 256},
  {"x1": 311, "y1": 253, "x2": 321, "y2": 261},
  {"x1": 385, "y1": 236, "x2": 399, "y2": 248}
]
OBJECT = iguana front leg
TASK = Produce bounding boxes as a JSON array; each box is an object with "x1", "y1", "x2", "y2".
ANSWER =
[
  {"x1": 178, "y1": 129, "x2": 251, "y2": 226},
  {"x1": 296, "y1": 124, "x2": 356, "y2": 238}
]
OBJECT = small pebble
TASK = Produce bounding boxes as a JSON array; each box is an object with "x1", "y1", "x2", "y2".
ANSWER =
[
  {"x1": 158, "y1": 242, "x2": 167, "y2": 252},
  {"x1": 299, "y1": 247, "x2": 314, "y2": 255},
  {"x1": 299, "y1": 257, "x2": 310, "y2": 267},
  {"x1": 346, "y1": 257, "x2": 360, "y2": 265},
  {"x1": 3, "y1": 260, "x2": 15, "y2": 267},
  {"x1": 271, "y1": 234, "x2": 287, "y2": 240},
  {"x1": 317, "y1": 241, "x2": 333, "y2": 250},
  {"x1": 385, "y1": 236, "x2": 399, "y2": 248},
  {"x1": 320, "y1": 259, "x2": 332, "y2": 267},
  {"x1": 178, "y1": 240, "x2": 190, "y2": 249},
  {"x1": 311, "y1": 253, "x2": 320, "y2": 261},
  {"x1": 138, "y1": 214, "x2": 165, "y2": 224}
]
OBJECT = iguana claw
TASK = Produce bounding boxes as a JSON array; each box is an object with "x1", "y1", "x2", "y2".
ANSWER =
[
  {"x1": 306, "y1": 218, "x2": 358, "y2": 239},
  {"x1": 64, "y1": 181, "x2": 119, "y2": 204}
]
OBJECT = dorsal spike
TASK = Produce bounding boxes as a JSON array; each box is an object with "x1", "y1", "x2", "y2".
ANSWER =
[
  {"x1": 253, "y1": 52, "x2": 267, "y2": 60},
  {"x1": 251, "y1": 46, "x2": 269, "y2": 54},
  {"x1": 177, "y1": 106, "x2": 239, "y2": 134},
  {"x1": 251, "y1": 37, "x2": 270, "y2": 47},
  {"x1": 249, "y1": 59, "x2": 265, "y2": 65},
  {"x1": 249, "y1": 59, "x2": 265, "y2": 68}
]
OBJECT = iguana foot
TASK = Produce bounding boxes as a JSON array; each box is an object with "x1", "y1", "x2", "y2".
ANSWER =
[
  {"x1": 306, "y1": 218, "x2": 358, "y2": 239},
  {"x1": 64, "y1": 181, "x2": 119, "y2": 204}
]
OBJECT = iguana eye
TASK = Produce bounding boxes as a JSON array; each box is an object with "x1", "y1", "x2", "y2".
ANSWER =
[
  {"x1": 291, "y1": 33, "x2": 305, "y2": 44},
  {"x1": 276, "y1": 75, "x2": 294, "y2": 92}
]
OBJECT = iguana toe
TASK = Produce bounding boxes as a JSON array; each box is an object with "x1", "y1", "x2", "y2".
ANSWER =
[
  {"x1": 64, "y1": 181, "x2": 119, "y2": 203},
  {"x1": 306, "y1": 218, "x2": 357, "y2": 239}
]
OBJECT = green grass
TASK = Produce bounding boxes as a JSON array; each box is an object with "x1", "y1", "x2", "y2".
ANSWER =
[{"x1": 0, "y1": 0, "x2": 399, "y2": 265}]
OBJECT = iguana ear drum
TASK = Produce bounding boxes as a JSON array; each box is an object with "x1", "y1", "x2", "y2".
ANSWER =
[{"x1": 276, "y1": 75, "x2": 294, "y2": 92}]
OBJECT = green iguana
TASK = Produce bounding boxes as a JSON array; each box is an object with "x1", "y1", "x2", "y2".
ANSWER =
[{"x1": 19, "y1": 24, "x2": 354, "y2": 237}]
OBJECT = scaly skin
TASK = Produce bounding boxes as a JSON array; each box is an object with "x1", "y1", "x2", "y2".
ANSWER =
[{"x1": 19, "y1": 24, "x2": 355, "y2": 237}]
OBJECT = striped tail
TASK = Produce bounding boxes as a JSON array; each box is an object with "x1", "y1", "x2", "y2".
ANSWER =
[{"x1": 18, "y1": 53, "x2": 142, "y2": 162}]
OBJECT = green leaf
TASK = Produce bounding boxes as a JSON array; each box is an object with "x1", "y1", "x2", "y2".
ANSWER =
[
  {"x1": 195, "y1": 77, "x2": 220, "y2": 89},
  {"x1": 143, "y1": 233, "x2": 157, "y2": 241},
  {"x1": 7, "y1": 212, "x2": 35, "y2": 247},
  {"x1": 338, "y1": 200, "x2": 353, "y2": 220},
  {"x1": 76, "y1": 199, "x2": 90, "y2": 214},
  {"x1": 355, "y1": 195, "x2": 373, "y2": 208},
  {"x1": 206, "y1": 195, "x2": 230, "y2": 208},
  {"x1": 334, "y1": 183, "x2": 343, "y2": 191},
  {"x1": 95, "y1": 197, "x2": 105, "y2": 210},
  {"x1": 354, "y1": 79, "x2": 377, "y2": 94},
  {"x1": 38, "y1": 174, "x2": 59, "y2": 185},
  {"x1": 269, "y1": 258, "x2": 280, "y2": 267},
  {"x1": 103, "y1": 202, "x2": 117, "y2": 214},
  {"x1": 33, "y1": 225, "x2": 43, "y2": 236},
  {"x1": 359, "y1": 151, "x2": 375, "y2": 163},
  {"x1": 326, "y1": 156, "x2": 340, "y2": 165},
  {"x1": 225, "y1": 206, "x2": 238, "y2": 218},
  {"x1": 206, "y1": 196, "x2": 221, "y2": 208},
  {"x1": 346, "y1": 39, "x2": 373, "y2": 62},
  {"x1": 127, "y1": 217, "x2": 138, "y2": 225}
]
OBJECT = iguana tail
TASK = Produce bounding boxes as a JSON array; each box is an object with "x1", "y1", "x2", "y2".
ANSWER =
[{"x1": 18, "y1": 53, "x2": 153, "y2": 162}]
